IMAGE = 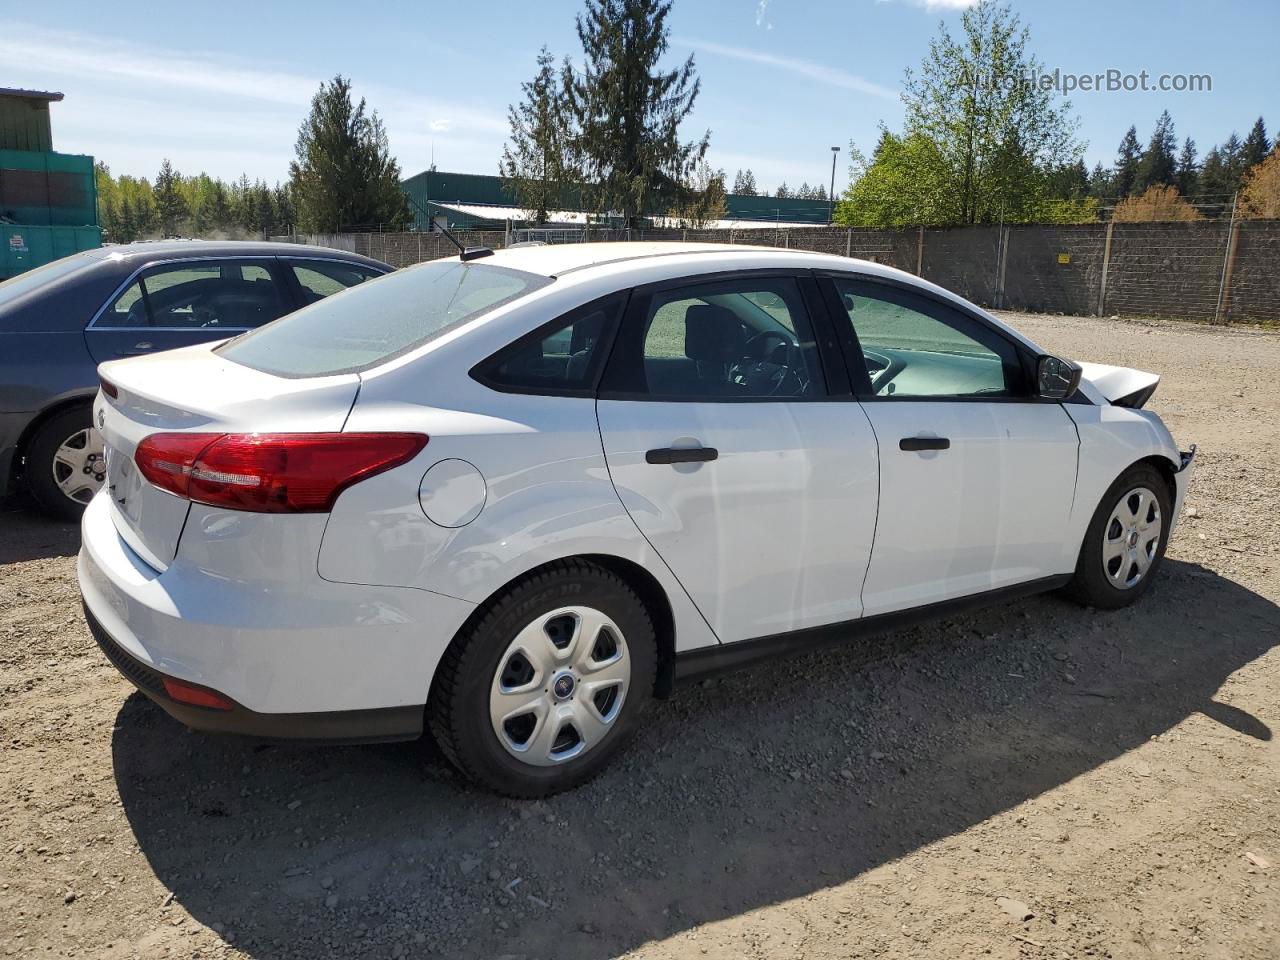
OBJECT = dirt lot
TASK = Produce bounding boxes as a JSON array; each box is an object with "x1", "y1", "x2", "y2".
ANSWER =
[{"x1": 1, "y1": 311, "x2": 1278, "y2": 960}]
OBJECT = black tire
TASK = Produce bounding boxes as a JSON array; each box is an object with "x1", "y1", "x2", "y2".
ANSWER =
[
  {"x1": 428, "y1": 559, "x2": 657, "y2": 798},
  {"x1": 25, "y1": 405, "x2": 100, "y2": 523},
  {"x1": 1062, "y1": 463, "x2": 1173, "y2": 610}
]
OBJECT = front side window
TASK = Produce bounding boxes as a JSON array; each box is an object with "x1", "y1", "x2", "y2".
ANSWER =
[
  {"x1": 830, "y1": 278, "x2": 1025, "y2": 399},
  {"x1": 606, "y1": 277, "x2": 824, "y2": 400},
  {"x1": 291, "y1": 261, "x2": 383, "y2": 303},
  {"x1": 218, "y1": 260, "x2": 552, "y2": 377},
  {"x1": 476, "y1": 294, "x2": 624, "y2": 394},
  {"x1": 97, "y1": 260, "x2": 288, "y2": 330}
]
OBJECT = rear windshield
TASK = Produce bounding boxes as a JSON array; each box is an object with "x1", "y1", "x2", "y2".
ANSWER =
[
  {"x1": 217, "y1": 260, "x2": 552, "y2": 377},
  {"x1": 0, "y1": 254, "x2": 95, "y2": 307}
]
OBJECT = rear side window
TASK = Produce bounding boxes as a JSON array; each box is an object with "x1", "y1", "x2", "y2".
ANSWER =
[
  {"x1": 474, "y1": 294, "x2": 625, "y2": 395},
  {"x1": 218, "y1": 261, "x2": 551, "y2": 377},
  {"x1": 291, "y1": 261, "x2": 383, "y2": 303},
  {"x1": 96, "y1": 260, "x2": 289, "y2": 330}
]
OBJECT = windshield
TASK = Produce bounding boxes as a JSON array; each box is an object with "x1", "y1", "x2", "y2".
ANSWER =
[
  {"x1": 217, "y1": 260, "x2": 552, "y2": 377},
  {"x1": 0, "y1": 254, "x2": 96, "y2": 307}
]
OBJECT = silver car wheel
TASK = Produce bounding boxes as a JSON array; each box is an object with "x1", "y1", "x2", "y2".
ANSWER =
[
  {"x1": 1101, "y1": 485, "x2": 1162, "y2": 589},
  {"x1": 489, "y1": 605, "x2": 631, "y2": 767},
  {"x1": 51, "y1": 428, "x2": 106, "y2": 505}
]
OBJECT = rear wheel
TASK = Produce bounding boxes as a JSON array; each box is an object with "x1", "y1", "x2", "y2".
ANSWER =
[
  {"x1": 25, "y1": 406, "x2": 104, "y2": 522},
  {"x1": 1063, "y1": 463, "x2": 1172, "y2": 609},
  {"x1": 428, "y1": 560, "x2": 657, "y2": 797}
]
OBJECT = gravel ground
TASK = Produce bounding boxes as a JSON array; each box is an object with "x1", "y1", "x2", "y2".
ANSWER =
[{"x1": 1, "y1": 311, "x2": 1278, "y2": 960}]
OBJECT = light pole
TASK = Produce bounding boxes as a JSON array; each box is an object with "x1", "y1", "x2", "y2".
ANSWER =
[{"x1": 828, "y1": 146, "x2": 840, "y2": 224}]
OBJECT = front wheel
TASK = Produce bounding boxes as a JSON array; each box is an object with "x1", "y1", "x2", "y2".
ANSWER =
[
  {"x1": 1063, "y1": 463, "x2": 1172, "y2": 609},
  {"x1": 428, "y1": 560, "x2": 657, "y2": 797}
]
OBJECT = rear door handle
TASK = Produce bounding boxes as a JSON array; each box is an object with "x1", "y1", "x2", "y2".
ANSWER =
[
  {"x1": 645, "y1": 446, "x2": 719, "y2": 465},
  {"x1": 899, "y1": 436, "x2": 950, "y2": 452}
]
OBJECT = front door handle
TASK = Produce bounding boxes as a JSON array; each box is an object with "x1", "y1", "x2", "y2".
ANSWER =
[
  {"x1": 645, "y1": 446, "x2": 719, "y2": 465},
  {"x1": 899, "y1": 436, "x2": 950, "y2": 452},
  {"x1": 116, "y1": 341, "x2": 155, "y2": 357}
]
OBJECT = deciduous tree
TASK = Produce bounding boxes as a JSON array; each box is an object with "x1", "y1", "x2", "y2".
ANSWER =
[
  {"x1": 500, "y1": 47, "x2": 575, "y2": 225},
  {"x1": 1112, "y1": 184, "x2": 1202, "y2": 222},
  {"x1": 900, "y1": 0, "x2": 1080, "y2": 224},
  {"x1": 1238, "y1": 147, "x2": 1280, "y2": 219}
]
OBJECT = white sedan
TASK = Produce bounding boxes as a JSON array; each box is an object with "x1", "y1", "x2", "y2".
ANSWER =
[{"x1": 78, "y1": 243, "x2": 1195, "y2": 796}]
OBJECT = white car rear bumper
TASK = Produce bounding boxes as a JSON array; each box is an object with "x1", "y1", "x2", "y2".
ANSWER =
[{"x1": 78, "y1": 493, "x2": 476, "y2": 740}]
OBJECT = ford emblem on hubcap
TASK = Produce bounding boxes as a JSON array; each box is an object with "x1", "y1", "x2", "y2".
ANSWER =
[{"x1": 552, "y1": 673, "x2": 576, "y2": 700}]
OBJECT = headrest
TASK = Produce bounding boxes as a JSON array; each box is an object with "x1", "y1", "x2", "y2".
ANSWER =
[{"x1": 683, "y1": 304, "x2": 745, "y2": 363}]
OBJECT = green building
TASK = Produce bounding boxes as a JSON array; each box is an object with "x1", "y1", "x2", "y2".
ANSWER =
[
  {"x1": 0, "y1": 88, "x2": 101, "y2": 279},
  {"x1": 400, "y1": 168, "x2": 830, "y2": 232}
]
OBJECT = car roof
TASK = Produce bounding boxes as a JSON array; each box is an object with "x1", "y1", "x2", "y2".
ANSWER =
[
  {"x1": 82, "y1": 239, "x2": 390, "y2": 270},
  {"x1": 473, "y1": 241, "x2": 771, "y2": 277}
]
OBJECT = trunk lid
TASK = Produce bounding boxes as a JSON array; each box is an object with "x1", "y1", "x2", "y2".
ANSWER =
[{"x1": 93, "y1": 342, "x2": 360, "y2": 570}]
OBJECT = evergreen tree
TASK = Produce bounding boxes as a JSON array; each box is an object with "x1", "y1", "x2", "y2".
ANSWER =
[
  {"x1": 1046, "y1": 159, "x2": 1089, "y2": 199},
  {"x1": 775, "y1": 182, "x2": 790, "y2": 199},
  {"x1": 1242, "y1": 117, "x2": 1270, "y2": 169},
  {"x1": 1176, "y1": 137, "x2": 1199, "y2": 198},
  {"x1": 1134, "y1": 110, "x2": 1177, "y2": 193},
  {"x1": 1113, "y1": 125, "x2": 1142, "y2": 197},
  {"x1": 563, "y1": 0, "x2": 710, "y2": 226},
  {"x1": 289, "y1": 75, "x2": 410, "y2": 232},
  {"x1": 272, "y1": 183, "x2": 296, "y2": 234},
  {"x1": 1087, "y1": 161, "x2": 1112, "y2": 199},
  {"x1": 500, "y1": 46, "x2": 574, "y2": 225},
  {"x1": 210, "y1": 181, "x2": 232, "y2": 233},
  {"x1": 253, "y1": 181, "x2": 276, "y2": 237},
  {"x1": 152, "y1": 159, "x2": 189, "y2": 236},
  {"x1": 796, "y1": 181, "x2": 813, "y2": 199},
  {"x1": 732, "y1": 168, "x2": 757, "y2": 195},
  {"x1": 118, "y1": 195, "x2": 136, "y2": 243}
]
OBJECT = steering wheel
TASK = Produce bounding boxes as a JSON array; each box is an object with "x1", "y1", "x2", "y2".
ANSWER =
[{"x1": 733, "y1": 330, "x2": 807, "y2": 396}]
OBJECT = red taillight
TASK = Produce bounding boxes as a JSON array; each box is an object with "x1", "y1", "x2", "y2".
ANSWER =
[
  {"x1": 134, "y1": 432, "x2": 427, "y2": 513},
  {"x1": 99, "y1": 377, "x2": 119, "y2": 399},
  {"x1": 162, "y1": 677, "x2": 234, "y2": 711}
]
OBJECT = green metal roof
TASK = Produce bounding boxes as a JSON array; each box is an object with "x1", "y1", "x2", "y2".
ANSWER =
[{"x1": 400, "y1": 169, "x2": 831, "y2": 230}]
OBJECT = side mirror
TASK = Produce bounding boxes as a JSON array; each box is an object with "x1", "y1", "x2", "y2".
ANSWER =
[{"x1": 1037, "y1": 354, "x2": 1082, "y2": 400}]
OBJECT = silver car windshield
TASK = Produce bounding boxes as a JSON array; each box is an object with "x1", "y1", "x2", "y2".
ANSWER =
[{"x1": 217, "y1": 260, "x2": 552, "y2": 377}]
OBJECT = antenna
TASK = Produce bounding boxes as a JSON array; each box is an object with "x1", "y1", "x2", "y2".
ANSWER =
[{"x1": 434, "y1": 221, "x2": 494, "y2": 261}]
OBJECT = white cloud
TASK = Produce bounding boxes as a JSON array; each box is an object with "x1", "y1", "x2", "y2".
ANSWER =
[
  {"x1": 0, "y1": 22, "x2": 508, "y2": 180},
  {"x1": 755, "y1": 0, "x2": 773, "y2": 30},
  {"x1": 677, "y1": 37, "x2": 898, "y2": 100}
]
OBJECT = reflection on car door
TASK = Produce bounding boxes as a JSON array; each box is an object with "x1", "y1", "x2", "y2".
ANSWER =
[
  {"x1": 596, "y1": 273, "x2": 879, "y2": 644},
  {"x1": 822, "y1": 276, "x2": 1079, "y2": 616},
  {"x1": 84, "y1": 259, "x2": 294, "y2": 366}
]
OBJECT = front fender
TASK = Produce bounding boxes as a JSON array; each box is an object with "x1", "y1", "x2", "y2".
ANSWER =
[{"x1": 1060, "y1": 403, "x2": 1187, "y2": 570}]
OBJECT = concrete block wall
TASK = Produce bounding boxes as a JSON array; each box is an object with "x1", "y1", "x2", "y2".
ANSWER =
[{"x1": 282, "y1": 221, "x2": 1280, "y2": 324}]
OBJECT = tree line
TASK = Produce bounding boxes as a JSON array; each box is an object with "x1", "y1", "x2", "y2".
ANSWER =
[
  {"x1": 836, "y1": 0, "x2": 1279, "y2": 227},
  {"x1": 96, "y1": 161, "x2": 297, "y2": 242}
]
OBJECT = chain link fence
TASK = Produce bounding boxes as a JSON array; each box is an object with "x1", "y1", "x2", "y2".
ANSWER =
[{"x1": 274, "y1": 220, "x2": 1280, "y2": 324}]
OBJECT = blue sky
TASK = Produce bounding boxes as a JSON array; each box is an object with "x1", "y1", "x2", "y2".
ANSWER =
[{"x1": 4, "y1": 0, "x2": 1277, "y2": 194}]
